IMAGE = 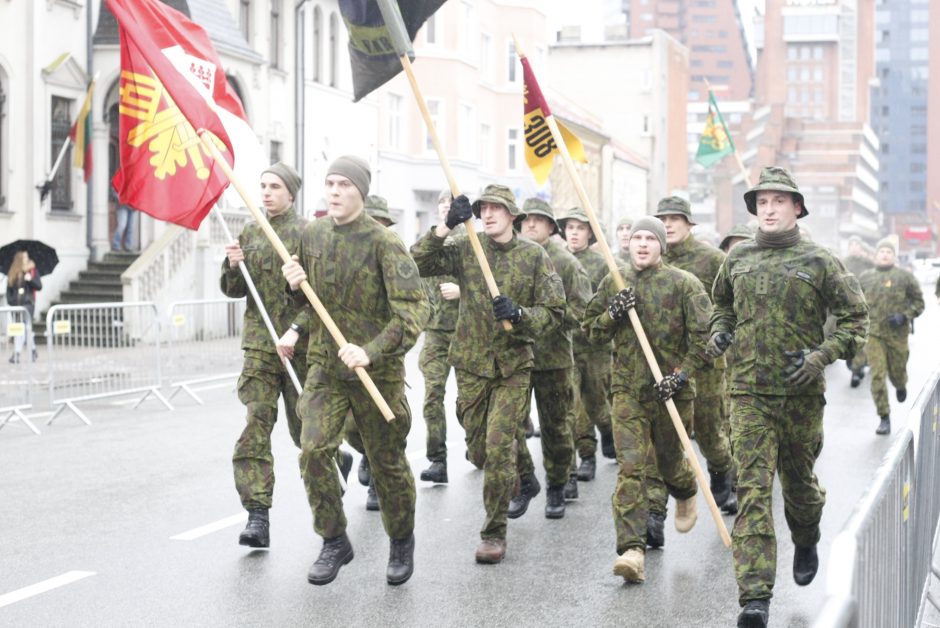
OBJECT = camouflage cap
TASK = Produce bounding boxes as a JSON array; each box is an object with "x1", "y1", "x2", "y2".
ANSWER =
[
  {"x1": 515, "y1": 197, "x2": 559, "y2": 234},
  {"x1": 616, "y1": 216, "x2": 633, "y2": 230},
  {"x1": 557, "y1": 207, "x2": 596, "y2": 244},
  {"x1": 719, "y1": 224, "x2": 755, "y2": 252},
  {"x1": 471, "y1": 184, "x2": 524, "y2": 218},
  {"x1": 653, "y1": 196, "x2": 696, "y2": 225},
  {"x1": 364, "y1": 195, "x2": 396, "y2": 225},
  {"x1": 744, "y1": 166, "x2": 808, "y2": 218}
]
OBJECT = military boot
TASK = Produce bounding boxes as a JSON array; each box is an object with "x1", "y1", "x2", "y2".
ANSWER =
[
  {"x1": 896, "y1": 388, "x2": 907, "y2": 403},
  {"x1": 563, "y1": 474, "x2": 579, "y2": 500},
  {"x1": 366, "y1": 479, "x2": 380, "y2": 511},
  {"x1": 576, "y1": 456, "x2": 596, "y2": 481},
  {"x1": 386, "y1": 533, "x2": 415, "y2": 585},
  {"x1": 600, "y1": 429, "x2": 616, "y2": 459},
  {"x1": 307, "y1": 533, "x2": 354, "y2": 585},
  {"x1": 793, "y1": 544, "x2": 819, "y2": 585},
  {"x1": 876, "y1": 415, "x2": 891, "y2": 435},
  {"x1": 737, "y1": 600, "x2": 769, "y2": 628},
  {"x1": 507, "y1": 473, "x2": 541, "y2": 519},
  {"x1": 722, "y1": 490, "x2": 739, "y2": 515},
  {"x1": 357, "y1": 456, "x2": 371, "y2": 486},
  {"x1": 613, "y1": 548, "x2": 645, "y2": 583},
  {"x1": 544, "y1": 485, "x2": 565, "y2": 519},
  {"x1": 709, "y1": 469, "x2": 732, "y2": 507},
  {"x1": 675, "y1": 496, "x2": 697, "y2": 532},
  {"x1": 238, "y1": 508, "x2": 270, "y2": 548},
  {"x1": 850, "y1": 369, "x2": 864, "y2": 388},
  {"x1": 646, "y1": 512, "x2": 665, "y2": 549},
  {"x1": 419, "y1": 460, "x2": 448, "y2": 484},
  {"x1": 475, "y1": 538, "x2": 506, "y2": 564}
]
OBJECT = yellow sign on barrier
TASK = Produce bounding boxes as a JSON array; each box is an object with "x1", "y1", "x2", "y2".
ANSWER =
[
  {"x1": 6, "y1": 322, "x2": 25, "y2": 338},
  {"x1": 173, "y1": 314, "x2": 186, "y2": 327},
  {"x1": 903, "y1": 481, "x2": 910, "y2": 522},
  {"x1": 53, "y1": 320, "x2": 72, "y2": 335}
]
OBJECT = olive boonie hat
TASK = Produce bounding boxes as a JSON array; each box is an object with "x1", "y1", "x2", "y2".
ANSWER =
[
  {"x1": 364, "y1": 195, "x2": 396, "y2": 225},
  {"x1": 472, "y1": 184, "x2": 523, "y2": 218},
  {"x1": 654, "y1": 196, "x2": 696, "y2": 225},
  {"x1": 557, "y1": 207, "x2": 596, "y2": 245},
  {"x1": 744, "y1": 166, "x2": 808, "y2": 218},
  {"x1": 719, "y1": 224, "x2": 755, "y2": 252},
  {"x1": 516, "y1": 198, "x2": 558, "y2": 234},
  {"x1": 616, "y1": 216, "x2": 633, "y2": 230}
]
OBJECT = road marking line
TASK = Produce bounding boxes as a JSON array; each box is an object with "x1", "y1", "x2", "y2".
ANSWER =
[
  {"x1": 170, "y1": 513, "x2": 247, "y2": 541},
  {"x1": 0, "y1": 571, "x2": 96, "y2": 608}
]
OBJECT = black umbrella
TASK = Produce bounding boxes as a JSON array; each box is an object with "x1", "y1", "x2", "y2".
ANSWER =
[{"x1": 0, "y1": 240, "x2": 60, "y2": 276}]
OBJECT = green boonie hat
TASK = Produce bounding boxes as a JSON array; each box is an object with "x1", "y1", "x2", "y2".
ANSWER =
[
  {"x1": 744, "y1": 166, "x2": 808, "y2": 218},
  {"x1": 364, "y1": 195, "x2": 396, "y2": 225},
  {"x1": 515, "y1": 198, "x2": 558, "y2": 234},
  {"x1": 557, "y1": 207, "x2": 597, "y2": 245},
  {"x1": 719, "y1": 224, "x2": 755, "y2": 251},
  {"x1": 654, "y1": 196, "x2": 696, "y2": 225},
  {"x1": 472, "y1": 184, "x2": 524, "y2": 218},
  {"x1": 616, "y1": 216, "x2": 633, "y2": 229}
]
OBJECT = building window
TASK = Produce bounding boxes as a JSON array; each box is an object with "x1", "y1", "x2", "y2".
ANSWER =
[
  {"x1": 460, "y1": 1, "x2": 474, "y2": 56},
  {"x1": 329, "y1": 12, "x2": 339, "y2": 87},
  {"x1": 425, "y1": 99, "x2": 443, "y2": 151},
  {"x1": 270, "y1": 140, "x2": 282, "y2": 163},
  {"x1": 387, "y1": 93, "x2": 402, "y2": 149},
  {"x1": 787, "y1": 45, "x2": 798, "y2": 61},
  {"x1": 480, "y1": 123, "x2": 491, "y2": 169},
  {"x1": 269, "y1": 0, "x2": 282, "y2": 70},
  {"x1": 813, "y1": 68, "x2": 823, "y2": 81},
  {"x1": 507, "y1": 128, "x2": 519, "y2": 171},
  {"x1": 312, "y1": 6, "x2": 322, "y2": 83},
  {"x1": 911, "y1": 29, "x2": 928, "y2": 42},
  {"x1": 50, "y1": 95, "x2": 73, "y2": 212},
  {"x1": 480, "y1": 33, "x2": 492, "y2": 79},
  {"x1": 459, "y1": 103, "x2": 475, "y2": 160},
  {"x1": 813, "y1": 46, "x2": 823, "y2": 60},
  {"x1": 240, "y1": 0, "x2": 252, "y2": 43},
  {"x1": 787, "y1": 68, "x2": 797, "y2": 81},
  {"x1": 507, "y1": 41, "x2": 518, "y2": 83},
  {"x1": 426, "y1": 13, "x2": 436, "y2": 44}
]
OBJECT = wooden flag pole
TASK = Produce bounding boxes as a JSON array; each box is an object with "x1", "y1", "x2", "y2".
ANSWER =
[
  {"x1": 514, "y1": 35, "x2": 731, "y2": 548},
  {"x1": 398, "y1": 54, "x2": 512, "y2": 332},
  {"x1": 198, "y1": 132, "x2": 396, "y2": 422}
]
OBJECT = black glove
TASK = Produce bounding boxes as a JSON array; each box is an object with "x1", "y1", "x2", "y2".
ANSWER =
[
  {"x1": 492, "y1": 295, "x2": 523, "y2": 324},
  {"x1": 706, "y1": 332, "x2": 733, "y2": 358},
  {"x1": 653, "y1": 370, "x2": 688, "y2": 401},
  {"x1": 607, "y1": 288, "x2": 636, "y2": 321},
  {"x1": 445, "y1": 194, "x2": 472, "y2": 229},
  {"x1": 886, "y1": 313, "x2": 907, "y2": 329},
  {"x1": 783, "y1": 349, "x2": 827, "y2": 386}
]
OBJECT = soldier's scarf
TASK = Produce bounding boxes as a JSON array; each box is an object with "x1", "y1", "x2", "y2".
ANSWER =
[{"x1": 755, "y1": 226, "x2": 801, "y2": 249}]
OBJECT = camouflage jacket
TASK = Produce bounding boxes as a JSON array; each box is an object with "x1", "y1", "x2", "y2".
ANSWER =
[
  {"x1": 220, "y1": 208, "x2": 308, "y2": 355},
  {"x1": 582, "y1": 261, "x2": 711, "y2": 402},
  {"x1": 423, "y1": 225, "x2": 463, "y2": 333},
  {"x1": 290, "y1": 211, "x2": 429, "y2": 381},
  {"x1": 534, "y1": 239, "x2": 592, "y2": 371},
  {"x1": 858, "y1": 265, "x2": 924, "y2": 338},
  {"x1": 711, "y1": 238, "x2": 869, "y2": 396},
  {"x1": 411, "y1": 229, "x2": 565, "y2": 379},
  {"x1": 664, "y1": 234, "x2": 727, "y2": 370},
  {"x1": 571, "y1": 246, "x2": 612, "y2": 355},
  {"x1": 843, "y1": 254, "x2": 874, "y2": 278}
]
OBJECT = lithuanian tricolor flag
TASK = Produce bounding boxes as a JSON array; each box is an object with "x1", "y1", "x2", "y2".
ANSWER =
[{"x1": 69, "y1": 77, "x2": 95, "y2": 182}]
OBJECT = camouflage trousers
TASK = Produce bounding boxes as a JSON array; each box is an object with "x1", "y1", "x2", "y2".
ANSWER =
[
  {"x1": 867, "y1": 334, "x2": 909, "y2": 417},
  {"x1": 298, "y1": 367, "x2": 416, "y2": 540},
  {"x1": 731, "y1": 394, "x2": 826, "y2": 605},
  {"x1": 573, "y1": 350, "x2": 612, "y2": 458},
  {"x1": 233, "y1": 350, "x2": 305, "y2": 510},
  {"x1": 455, "y1": 368, "x2": 530, "y2": 541},
  {"x1": 516, "y1": 368, "x2": 576, "y2": 487},
  {"x1": 848, "y1": 344, "x2": 868, "y2": 373},
  {"x1": 612, "y1": 393, "x2": 696, "y2": 553},
  {"x1": 419, "y1": 329, "x2": 454, "y2": 462}
]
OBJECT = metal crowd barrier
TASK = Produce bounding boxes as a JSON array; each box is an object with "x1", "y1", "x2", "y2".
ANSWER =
[
  {"x1": 165, "y1": 298, "x2": 245, "y2": 404},
  {"x1": 45, "y1": 302, "x2": 172, "y2": 425},
  {"x1": 915, "y1": 370, "x2": 940, "y2": 623},
  {"x1": 0, "y1": 306, "x2": 40, "y2": 435}
]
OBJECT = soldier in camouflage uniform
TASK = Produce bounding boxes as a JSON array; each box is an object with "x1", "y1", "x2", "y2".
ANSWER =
[
  {"x1": 221, "y1": 162, "x2": 353, "y2": 549},
  {"x1": 616, "y1": 217, "x2": 633, "y2": 263},
  {"x1": 720, "y1": 224, "x2": 755, "y2": 254},
  {"x1": 858, "y1": 238, "x2": 924, "y2": 435},
  {"x1": 842, "y1": 236, "x2": 875, "y2": 387},
  {"x1": 708, "y1": 167, "x2": 868, "y2": 628},
  {"x1": 417, "y1": 189, "x2": 462, "y2": 484},
  {"x1": 655, "y1": 197, "x2": 734, "y2": 532},
  {"x1": 508, "y1": 198, "x2": 591, "y2": 519},
  {"x1": 411, "y1": 184, "x2": 565, "y2": 564},
  {"x1": 364, "y1": 194, "x2": 397, "y2": 227},
  {"x1": 558, "y1": 207, "x2": 615, "y2": 481},
  {"x1": 278, "y1": 156, "x2": 429, "y2": 587},
  {"x1": 582, "y1": 216, "x2": 709, "y2": 584}
]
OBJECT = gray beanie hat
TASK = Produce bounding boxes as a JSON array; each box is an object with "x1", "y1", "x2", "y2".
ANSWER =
[
  {"x1": 262, "y1": 162, "x2": 302, "y2": 200},
  {"x1": 875, "y1": 236, "x2": 897, "y2": 255},
  {"x1": 438, "y1": 189, "x2": 452, "y2": 202},
  {"x1": 327, "y1": 155, "x2": 371, "y2": 200},
  {"x1": 630, "y1": 216, "x2": 668, "y2": 253}
]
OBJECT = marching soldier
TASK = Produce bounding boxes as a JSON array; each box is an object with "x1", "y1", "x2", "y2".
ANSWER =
[
  {"x1": 719, "y1": 224, "x2": 755, "y2": 254},
  {"x1": 857, "y1": 238, "x2": 924, "y2": 435},
  {"x1": 221, "y1": 162, "x2": 351, "y2": 549},
  {"x1": 364, "y1": 194, "x2": 397, "y2": 227},
  {"x1": 842, "y1": 236, "x2": 875, "y2": 387},
  {"x1": 558, "y1": 208, "x2": 616, "y2": 480},
  {"x1": 616, "y1": 216, "x2": 633, "y2": 263},
  {"x1": 709, "y1": 167, "x2": 868, "y2": 628},
  {"x1": 278, "y1": 156, "x2": 429, "y2": 586},
  {"x1": 411, "y1": 184, "x2": 565, "y2": 564},
  {"x1": 509, "y1": 198, "x2": 591, "y2": 519},
  {"x1": 582, "y1": 216, "x2": 708, "y2": 584}
]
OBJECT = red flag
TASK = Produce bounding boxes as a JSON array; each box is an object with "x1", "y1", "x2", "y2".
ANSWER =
[{"x1": 107, "y1": 0, "x2": 263, "y2": 230}]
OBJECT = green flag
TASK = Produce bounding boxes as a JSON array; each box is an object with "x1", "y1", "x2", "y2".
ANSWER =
[{"x1": 695, "y1": 90, "x2": 735, "y2": 168}]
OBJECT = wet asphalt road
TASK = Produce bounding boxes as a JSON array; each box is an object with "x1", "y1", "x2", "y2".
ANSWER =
[{"x1": 2, "y1": 299, "x2": 938, "y2": 627}]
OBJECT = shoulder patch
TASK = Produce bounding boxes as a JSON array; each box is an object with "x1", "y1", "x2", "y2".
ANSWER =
[{"x1": 398, "y1": 259, "x2": 417, "y2": 280}]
